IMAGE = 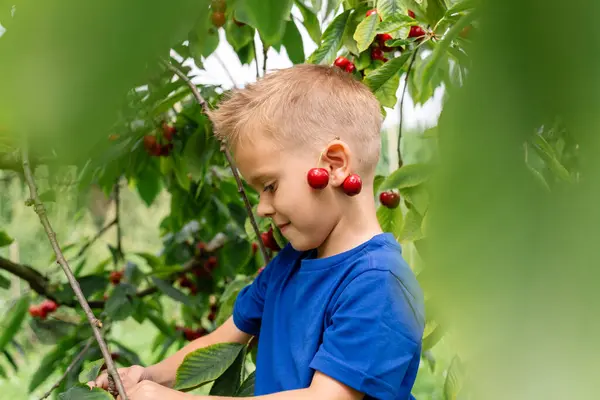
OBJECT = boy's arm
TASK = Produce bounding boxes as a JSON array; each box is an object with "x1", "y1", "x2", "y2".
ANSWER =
[
  {"x1": 129, "y1": 370, "x2": 364, "y2": 400},
  {"x1": 146, "y1": 316, "x2": 252, "y2": 388}
]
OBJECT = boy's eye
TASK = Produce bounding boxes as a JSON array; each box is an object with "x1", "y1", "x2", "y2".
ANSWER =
[{"x1": 263, "y1": 183, "x2": 276, "y2": 192}]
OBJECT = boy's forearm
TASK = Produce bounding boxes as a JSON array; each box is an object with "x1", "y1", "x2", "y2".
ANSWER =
[
  {"x1": 146, "y1": 333, "x2": 222, "y2": 388},
  {"x1": 190, "y1": 388, "x2": 312, "y2": 400}
]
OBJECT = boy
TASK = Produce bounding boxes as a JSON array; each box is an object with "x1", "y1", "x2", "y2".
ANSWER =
[{"x1": 89, "y1": 64, "x2": 425, "y2": 399}]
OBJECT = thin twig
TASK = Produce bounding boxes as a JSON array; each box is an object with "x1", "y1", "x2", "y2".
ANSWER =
[
  {"x1": 114, "y1": 180, "x2": 123, "y2": 259},
  {"x1": 398, "y1": 48, "x2": 420, "y2": 168},
  {"x1": 252, "y1": 38, "x2": 260, "y2": 79},
  {"x1": 160, "y1": 59, "x2": 270, "y2": 265},
  {"x1": 262, "y1": 39, "x2": 268, "y2": 76},
  {"x1": 20, "y1": 142, "x2": 128, "y2": 400},
  {"x1": 74, "y1": 219, "x2": 117, "y2": 260},
  {"x1": 39, "y1": 338, "x2": 94, "y2": 400},
  {"x1": 214, "y1": 53, "x2": 238, "y2": 88}
]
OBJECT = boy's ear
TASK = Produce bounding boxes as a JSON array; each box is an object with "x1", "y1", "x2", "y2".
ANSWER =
[{"x1": 321, "y1": 140, "x2": 352, "y2": 187}]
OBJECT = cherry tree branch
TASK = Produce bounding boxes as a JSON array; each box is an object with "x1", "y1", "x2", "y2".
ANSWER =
[
  {"x1": 39, "y1": 338, "x2": 94, "y2": 400},
  {"x1": 398, "y1": 48, "x2": 420, "y2": 169},
  {"x1": 0, "y1": 232, "x2": 229, "y2": 309},
  {"x1": 20, "y1": 142, "x2": 128, "y2": 400},
  {"x1": 262, "y1": 40, "x2": 268, "y2": 76},
  {"x1": 160, "y1": 59, "x2": 270, "y2": 264},
  {"x1": 73, "y1": 219, "x2": 117, "y2": 260},
  {"x1": 114, "y1": 180, "x2": 123, "y2": 259}
]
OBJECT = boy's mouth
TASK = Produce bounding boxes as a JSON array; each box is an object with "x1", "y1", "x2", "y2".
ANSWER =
[{"x1": 277, "y1": 222, "x2": 290, "y2": 231}]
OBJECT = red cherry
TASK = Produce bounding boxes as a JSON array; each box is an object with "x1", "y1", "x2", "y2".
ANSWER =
[
  {"x1": 345, "y1": 63, "x2": 356, "y2": 73},
  {"x1": 251, "y1": 242, "x2": 258, "y2": 254},
  {"x1": 210, "y1": 303, "x2": 219, "y2": 313},
  {"x1": 371, "y1": 47, "x2": 387, "y2": 62},
  {"x1": 159, "y1": 143, "x2": 173, "y2": 157},
  {"x1": 408, "y1": 26, "x2": 426, "y2": 39},
  {"x1": 261, "y1": 228, "x2": 281, "y2": 252},
  {"x1": 211, "y1": 11, "x2": 226, "y2": 28},
  {"x1": 307, "y1": 168, "x2": 329, "y2": 189},
  {"x1": 408, "y1": 10, "x2": 416, "y2": 18},
  {"x1": 143, "y1": 136, "x2": 161, "y2": 156},
  {"x1": 41, "y1": 300, "x2": 58, "y2": 313},
  {"x1": 162, "y1": 123, "x2": 176, "y2": 142},
  {"x1": 377, "y1": 33, "x2": 394, "y2": 52},
  {"x1": 28, "y1": 305, "x2": 41, "y2": 318},
  {"x1": 379, "y1": 191, "x2": 400, "y2": 209},
  {"x1": 109, "y1": 270, "x2": 123, "y2": 285},
  {"x1": 179, "y1": 275, "x2": 194, "y2": 288},
  {"x1": 205, "y1": 256, "x2": 218, "y2": 271},
  {"x1": 208, "y1": 311, "x2": 216, "y2": 322},
  {"x1": 334, "y1": 56, "x2": 350, "y2": 69},
  {"x1": 342, "y1": 174, "x2": 362, "y2": 196},
  {"x1": 365, "y1": 9, "x2": 381, "y2": 21}
]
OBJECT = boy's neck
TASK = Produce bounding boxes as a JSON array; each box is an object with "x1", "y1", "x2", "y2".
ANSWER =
[{"x1": 316, "y1": 189, "x2": 384, "y2": 259}]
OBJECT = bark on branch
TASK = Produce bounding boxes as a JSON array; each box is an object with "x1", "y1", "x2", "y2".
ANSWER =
[{"x1": 20, "y1": 142, "x2": 128, "y2": 400}]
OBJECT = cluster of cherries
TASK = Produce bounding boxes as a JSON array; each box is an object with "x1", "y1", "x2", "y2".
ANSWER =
[
  {"x1": 333, "y1": 8, "x2": 427, "y2": 72},
  {"x1": 28, "y1": 299, "x2": 59, "y2": 319},
  {"x1": 143, "y1": 122, "x2": 177, "y2": 157},
  {"x1": 306, "y1": 167, "x2": 362, "y2": 196},
  {"x1": 175, "y1": 302, "x2": 219, "y2": 341}
]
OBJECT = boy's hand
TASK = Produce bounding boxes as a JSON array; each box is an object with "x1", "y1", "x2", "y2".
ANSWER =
[
  {"x1": 115, "y1": 380, "x2": 189, "y2": 400},
  {"x1": 87, "y1": 365, "x2": 150, "y2": 391}
]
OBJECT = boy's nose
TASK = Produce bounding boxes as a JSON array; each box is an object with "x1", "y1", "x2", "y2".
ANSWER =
[{"x1": 257, "y1": 196, "x2": 275, "y2": 218}]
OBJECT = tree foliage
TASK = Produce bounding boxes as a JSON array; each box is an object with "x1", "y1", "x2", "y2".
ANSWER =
[{"x1": 0, "y1": 0, "x2": 583, "y2": 399}]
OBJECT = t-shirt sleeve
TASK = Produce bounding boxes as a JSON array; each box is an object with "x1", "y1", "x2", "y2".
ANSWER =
[
  {"x1": 232, "y1": 255, "x2": 278, "y2": 336},
  {"x1": 309, "y1": 270, "x2": 425, "y2": 400}
]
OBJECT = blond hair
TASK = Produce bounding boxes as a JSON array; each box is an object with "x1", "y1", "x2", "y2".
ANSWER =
[{"x1": 207, "y1": 63, "x2": 383, "y2": 178}]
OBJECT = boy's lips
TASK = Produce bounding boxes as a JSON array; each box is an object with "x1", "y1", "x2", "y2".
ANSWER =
[{"x1": 277, "y1": 222, "x2": 290, "y2": 231}]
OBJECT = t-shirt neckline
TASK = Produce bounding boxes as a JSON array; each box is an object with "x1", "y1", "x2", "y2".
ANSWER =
[{"x1": 299, "y1": 232, "x2": 398, "y2": 271}]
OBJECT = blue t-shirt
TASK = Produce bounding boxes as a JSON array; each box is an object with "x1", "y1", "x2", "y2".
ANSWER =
[{"x1": 232, "y1": 233, "x2": 425, "y2": 400}]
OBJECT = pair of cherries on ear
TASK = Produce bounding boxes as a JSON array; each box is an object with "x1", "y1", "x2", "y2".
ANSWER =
[{"x1": 307, "y1": 168, "x2": 362, "y2": 196}]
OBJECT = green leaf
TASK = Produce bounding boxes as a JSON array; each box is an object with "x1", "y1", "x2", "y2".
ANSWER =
[
  {"x1": 216, "y1": 276, "x2": 252, "y2": 326},
  {"x1": 376, "y1": 18, "x2": 416, "y2": 35},
  {"x1": 135, "y1": 252, "x2": 162, "y2": 269},
  {"x1": 146, "y1": 310, "x2": 175, "y2": 337},
  {"x1": 385, "y1": 38, "x2": 411, "y2": 47},
  {"x1": 421, "y1": 11, "x2": 477, "y2": 86},
  {"x1": 0, "y1": 296, "x2": 29, "y2": 353},
  {"x1": 236, "y1": 370, "x2": 256, "y2": 396},
  {"x1": 282, "y1": 19, "x2": 305, "y2": 64},
  {"x1": 0, "y1": 230, "x2": 13, "y2": 248},
  {"x1": 531, "y1": 135, "x2": 572, "y2": 182},
  {"x1": 443, "y1": 355, "x2": 466, "y2": 400},
  {"x1": 225, "y1": 21, "x2": 255, "y2": 51},
  {"x1": 422, "y1": 324, "x2": 444, "y2": 351},
  {"x1": 294, "y1": 0, "x2": 322, "y2": 44},
  {"x1": 173, "y1": 343, "x2": 245, "y2": 391},
  {"x1": 0, "y1": 273, "x2": 10, "y2": 289},
  {"x1": 308, "y1": 10, "x2": 351, "y2": 65},
  {"x1": 29, "y1": 336, "x2": 82, "y2": 393},
  {"x1": 446, "y1": 0, "x2": 477, "y2": 15},
  {"x1": 59, "y1": 384, "x2": 114, "y2": 400},
  {"x1": 3, "y1": 349, "x2": 18, "y2": 373},
  {"x1": 38, "y1": 190, "x2": 56, "y2": 203},
  {"x1": 237, "y1": 0, "x2": 294, "y2": 45},
  {"x1": 29, "y1": 318, "x2": 75, "y2": 345},
  {"x1": 376, "y1": 204, "x2": 404, "y2": 239},
  {"x1": 378, "y1": 163, "x2": 432, "y2": 191},
  {"x1": 399, "y1": 208, "x2": 424, "y2": 242},
  {"x1": 151, "y1": 277, "x2": 194, "y2": 307},
  {"x1": 377, "y1": 0, "x2": 404, "y2": 21},
  {"x1": 353, "y1": 12, "x2": 379, "y2": 52},
  {"x1": 105, "y1": 284, "x2": 136, "y2": 321},
  {"x1": 425, "y1": 0, "x2": 447, "y2": 26},
  {"x1": 219, "y1": 238, "x2": 252, "y2": 278},
  {"x1": 136, "y1": 165, "x2": 163, "y2": 206},
  {"x1": 209, "y1": 347, "x2": 246, "y2": 396},
  {"x1": 270, "y1": 223, "x2": 288, "y2": 249},
  {"x1": 363, "y1": 51, "x2": 412, "y2": 107},
  {"x1": 400, "y1": 184, "x2": 429, "y2": 215},
  {"x1": 182, "y1": 127, "x2": 210, "y2": 182},
  {"x1": 78, "y1": 358, "x2": 105, "y2": 383}
]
